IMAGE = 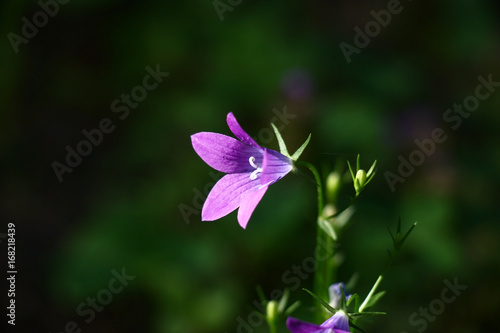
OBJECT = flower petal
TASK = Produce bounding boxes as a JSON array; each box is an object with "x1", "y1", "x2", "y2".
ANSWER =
[
  {"x1": 192, "y1": 132, "x2": 262, "y2": 173},
  {"x1": 226, "y1": 112, "x2": 260, "y2": 148},
  {"x1": 237, "y1": 185, "x2": 268, "y2": 229},
  {"x1": 202, "y1": 173, "x2": 259, "y2": 222},
  {"x1": 286, "y1": 317, "x2": 330, "y2": 333},
  {"x1": 320, "y1": 312, "x2": 350, "y2": 332},
  {"x1": 328, "y1": 283, "x2": 351, "y2": 309},
  {"x1": 260, "y1": 148, "x2": 293, "y2": 185}
]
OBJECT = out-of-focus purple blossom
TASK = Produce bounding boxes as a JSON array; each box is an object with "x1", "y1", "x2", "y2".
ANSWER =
[
  {"x1": 281, "y1": 70, "x2": 314, "y2": 102},
  {"x1": 329, "y1": 282, "x2": 351, "y2": 309}
]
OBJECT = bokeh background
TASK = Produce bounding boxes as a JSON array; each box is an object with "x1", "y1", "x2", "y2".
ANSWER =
[{"x1": 1, "y1": 0, "x2": 499, "y2": 332}]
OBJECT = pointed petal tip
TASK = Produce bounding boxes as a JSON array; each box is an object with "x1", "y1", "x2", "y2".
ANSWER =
[{"x1": 226, "y1": 112, "x2": 260, "y2": 148}]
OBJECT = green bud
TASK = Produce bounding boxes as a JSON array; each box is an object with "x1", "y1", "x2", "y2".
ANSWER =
[
  {"x1": 326, "y1": 171, "x2": 341, "y2": 203},
  {"x1": 388, "y1": 217, "x2": 417, "y2": 251},
  {"x1": 266, "y1": 300, "x2": 279, "y2": 324},
  {"x1": 355, "y1": 169, "x2": 367, "y2": 191},
  {"x1": 348, "y1": 155, "x2": 377, "y2": 196}
]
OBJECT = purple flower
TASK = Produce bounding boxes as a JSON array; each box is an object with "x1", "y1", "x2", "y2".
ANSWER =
[
  {"x1": 329, "y1": 283, "x2": 351, "y2": 309},
  {"x1": 191, "y1": 112, "x2": 293, "y2": 229},
  {"x1": 286, "y1": 311, "x2": 350, "y2": 333}
]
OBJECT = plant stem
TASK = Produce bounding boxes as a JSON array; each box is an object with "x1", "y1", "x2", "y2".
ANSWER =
[
  {"x1": 295, "y1": 161, "x2": 323, "y2": 217},
  {"x1": 269, "y1": 321, "x2": 277, "y2": 333},
  {"x1": 295, "y1": 160, "x2": 332, "y2": 321}
]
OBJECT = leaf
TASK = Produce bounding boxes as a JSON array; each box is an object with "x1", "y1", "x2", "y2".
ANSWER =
[{"x1": 302, "y1": 288, "x2": 337, "y2": 315}]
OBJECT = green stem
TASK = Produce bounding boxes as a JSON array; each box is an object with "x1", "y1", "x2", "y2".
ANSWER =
[
  {"x1": 269, "y1": 321, "x2": 277, "y2": 333},
  {"x1": 295, "y1": 160, "x2": 323, "y2": 217},
  {"x1": 295, "y1": 161, "x2": 332, "y2": 321}
]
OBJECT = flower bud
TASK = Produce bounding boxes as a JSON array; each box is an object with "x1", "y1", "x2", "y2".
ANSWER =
[
  {"x1": 266, "y1": 300, "x2": 279, "y2": 324},
  {"x1": 326, "y1": 171, "x2": 341, "y2": 203},
  {"x1": 355, "y1": 169, "x2": 367, "y2": 191}
]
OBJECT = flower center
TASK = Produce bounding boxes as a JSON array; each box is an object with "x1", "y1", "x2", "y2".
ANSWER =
[{"x1": 249, "y1": 156, "x2": 263, "y2": 180}]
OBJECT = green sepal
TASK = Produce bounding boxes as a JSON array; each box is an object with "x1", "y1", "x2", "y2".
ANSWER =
[
  {"x1": 339, "y1": 286, "x2": 347, "y2": 311},
  {"x1": 389, "y1": 217, "x2": 417, "y2": 251},
  {"x1": 271, "y1": 123, "x2": 290, "y2": 157},
  {"x1": 302, "y1": 288, "x2": 337, "y2": 314},
  {"x1": 347, "y1": 160, "x2": 356, "y2": 182},
  {"x1": 291, "y1": 133, "x2": 312, "y2": 161},
  {"x1": 347, "y1": 293, "x2": 360, "y2": 313}
]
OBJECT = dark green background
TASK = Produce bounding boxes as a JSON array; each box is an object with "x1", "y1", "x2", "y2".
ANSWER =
[{"x1": 1, "y1": 0, "x2": 499, "y2": 332}]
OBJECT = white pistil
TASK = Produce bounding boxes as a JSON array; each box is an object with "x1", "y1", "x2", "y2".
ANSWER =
[{"x1": 249, "y1": 156, "x2": 263, "y2": 180}]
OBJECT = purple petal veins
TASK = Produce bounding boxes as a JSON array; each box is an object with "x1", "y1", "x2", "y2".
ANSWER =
[{"x1": 191, "y1": 133, "x2": 262, "y2": 173}]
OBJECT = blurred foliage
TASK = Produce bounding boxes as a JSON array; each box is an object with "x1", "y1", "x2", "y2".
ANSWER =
[{"x1": 1, "y1": 0, "x2": 499, "y2": 332}]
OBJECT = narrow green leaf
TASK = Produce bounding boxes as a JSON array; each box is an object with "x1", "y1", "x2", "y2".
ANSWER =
[
  {"x1": 271, "y1": 123, "x2": 289, "y2": 156},
  {"x1": 284, "y1": 300, "x2": 301, "y2": 316},
  {"x1": 256, "y1": 285, "x2": 267, "y2": 304},
  {"x1": 278, "y1": 288, "x2": 290, "y2": 313},
  {"x1": 302, "y1": 288, "x2": 337, "y2": 314},
  {"x1": 291, "y1": 133, "x2": 312, "y2": 161},
  {"x1": 318, "y1": 218, "x2": 337, "y2": 241},
  {"x1": 361, "y1": 291, "x2": 386, "y2": 310},
  {"x1": 350, "y1": 312, "x2": 386, "y2": 318}
]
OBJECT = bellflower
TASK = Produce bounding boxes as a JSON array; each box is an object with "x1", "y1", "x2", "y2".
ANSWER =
[
  {"x1": 286, "y1": 311, "x2": 350, "y2": 333},
  {"x1": 191, "y1": 112, "x2": 293, "y2": 229},
  {"x1": 329, "y1": 283, "x2": 351, "y2": 309}
]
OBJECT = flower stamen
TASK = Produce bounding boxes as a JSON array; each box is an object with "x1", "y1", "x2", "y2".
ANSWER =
[{"x1": 249, "y1": 156, "x2": 263, "y2": 180}]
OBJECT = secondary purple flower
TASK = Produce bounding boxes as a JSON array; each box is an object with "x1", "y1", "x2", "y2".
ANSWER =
[
  {"x1": 286, "y1": 311, "x2": 350, "y2": 333},
  {"x1": 329, "y1": 283, "x2": 351, "y2": 309},
  {"x1": 191, "y1": 112, "x2": 293, "y2": 229}
]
